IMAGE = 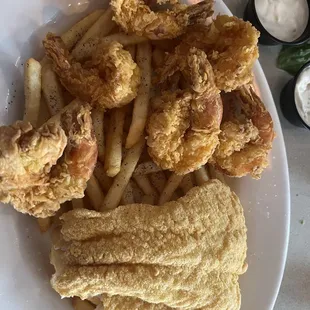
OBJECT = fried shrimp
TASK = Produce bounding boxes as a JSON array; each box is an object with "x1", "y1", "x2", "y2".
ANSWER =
[
  {"x1": 211, "y1": 85, "x2": 275, "y2": 179},
  {"x1": 110, "y1": 0, "x2": 214, "y2": 40},
  {"x1": 43, "y1": 33, "x2": 141, "y2": 110},
  {"x1": 0, "y1": 101, "x2": 98, "y2": 217},
  {"x1": 182, "y1": 15, "x2": 260, "y2": 92},
  {"x1": 147, "y1": 47, "x2": 222, "y2": 174}
]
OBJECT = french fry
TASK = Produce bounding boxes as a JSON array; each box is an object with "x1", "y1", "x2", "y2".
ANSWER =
[
  {"x1": 102, "y1": 33, "x2": 147, "y2": 46},
  {"x1": 83, "y1": 194, "x2": 93, "y2": 210},
  {"x1": 141, "y1": 194, "x2": 155, "y2": 205},
  {"x1": 93, "y1": 162, "x2": 113, "y2": 192},
  {"x1": 72, "y1": 8, "x2": 115, "y2": 59},
  {"x1": 123, "y1": 104, "x2": 133, "y2": 133},
  {"x1": 72, "y1": 198, "x2": 85, "y2": 209},
  {"x1": 24, "y1": 60, "x2": 52, "y2": 233},
  {"x1": 131, "y1": 179, "x2": 144, "y2": 203},
  {"x1": 92, "y1": 109, "x2": 105, "y2": 162},
  {"x1": 179, "y1": 173, "x2": 194, "y2": 194},
  {"x1": 139, "y1": 147, "x2": 152, "y2": 163},
  {"x1": 133, "y1": 174, "x2": 158, "y2": 198},
  {"x1": 24, "y1": 58, "x2": 52, "y2": 233},
  {"x1": 121, "y1": 180, "x2": 135, "y2": 205},
  {"x1": 126, "y1": 42, "x2": 152, "y2": 148},
  {"x1": 24, "y1": 58, "x2": 42, "y2": 125},
  {"x1": 194, "y1": 166, "x2": 210, "y2": 186},
  {"x1": 40, "y1": 10, "x2": 104, "y2": 66},
  {"x1": 133, "y1": 161, "x2": 161, "y2": 176},
  {"x1": 149, "y1": 170, "x2": 166, "y2": 193},
  {"x1": 87, "y1": 297, "x2": 101, "y2": 306},
  {"x1": 36, "y1": 97, "x2": 51, "y2": 126},
  {"x1": 62, "y1": 9, "x2": 105, "y2": 51},
  {"x1": 72, "y1": 297, "x2": 95, "y2": 310},
  {"x1": 208, "y1": 165, "x2": 226, "y2": 184},
  {"x1": 37, "y1": 218, "x2": 52, "y2": 233},
  {"x1": 41, "y1": 64, "x2": 65, "y2": 116},
  {"x1": 104, "y1": 107, "x2": 126, "y2": 177},
  {"x1": 40, "y1": 57, "x2": 50, "y2": 68},
  {"x1": 70, "y1": 37, "x2": 100, "y2": 61},
  {"x1": 104, "y1": 114, "x2": 113, "y2": 172},
  {"x1": 86, "y1": 175, "x2": 105, "y2": 211},
  {"x1": 159, "y1": 173, "x2": 184, "y2": 205},
  {"x1": 101, "y1": 138, "x2": 145, "y2": 211}
]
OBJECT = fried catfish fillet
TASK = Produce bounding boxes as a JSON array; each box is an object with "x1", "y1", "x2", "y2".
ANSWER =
[{"x1": 51, "y1": 180, "x2": 247, "y2": 310}]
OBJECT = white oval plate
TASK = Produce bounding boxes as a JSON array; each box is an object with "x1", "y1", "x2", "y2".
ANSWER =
[{"x1": 0, "y1": 0, "x2": 290, "y2": 309}]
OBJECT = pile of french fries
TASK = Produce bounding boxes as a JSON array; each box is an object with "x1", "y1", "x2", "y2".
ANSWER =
[{"x1": 23, "y1": 8, "x2": 226, "y2": 309}]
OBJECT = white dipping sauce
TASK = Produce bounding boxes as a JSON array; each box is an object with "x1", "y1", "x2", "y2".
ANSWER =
[
  {"x1": 255, "y1": 0, "x2": 309, "y2": 42},
  {"x1": 294, "y1": 67, "x2": 310, "y2": 126}
]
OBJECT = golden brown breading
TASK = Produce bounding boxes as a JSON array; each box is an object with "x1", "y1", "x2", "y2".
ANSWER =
[
  {"x1": 98, "y1": 291, "x2": 241, "y2": 310},
  {"x1": 182, "y1": 15, "x2": 260, "y2": 92},
  {"x1": 100, "y1": 294, "x2": 171, "y2": 310},
  {"x1": 214, "y1": 120, "x2": 259, "y2": 158},
  {"x1": 147, "y1": 47, "x2": 222, "y2": 174},
  {"x1": 0, "y1": 101, "x2": 97, "y2": 217},
  {"x1": 211, "y1": 85, "x2": 275, "y2": 179},
  {"x1": 43, "y1": 33, "x2": 141, "y2": 110},
  {"x1": 51, "y1": 180, "x2": 247, "y2": 310},
  {"x1": 0, "y1": 121, "x2": 67, "y2": 191},
  {"x1": 110, "y1": 0, "x2": 214, "y2": 40}
]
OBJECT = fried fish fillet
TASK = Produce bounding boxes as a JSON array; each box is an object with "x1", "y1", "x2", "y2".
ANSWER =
[{"x1": 51, "y1": 180, "x2": 247, "y2": 309}]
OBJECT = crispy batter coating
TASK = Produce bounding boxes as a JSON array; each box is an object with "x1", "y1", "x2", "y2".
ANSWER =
[
  {"x1": 110, "y1": 0, "x2": 214, "y2": 40},
  {"x1": 0, "y1": 101, "x2": 97, "y2": 217},
  {"x1": 51, "y1": 180, "x2": 247, "y2": 309},
  {"x1": 43, "y1": 33, "x2": 141, "y2": 110},
  {"x1": 211, "y1": 85, "x2": 275, "y2": 179},
  {"x1": 147, "y1": 47, "x2": 222, "y2": 174},
  {"x1": 0, "y1": 121, "x2": 67, "y2": 190},
  {"x1": 100, "y1": 294, "x2": 171, "y2": 310},
  {"x1": 182, "y1": 15, "x2": 260, "y2": 92}
]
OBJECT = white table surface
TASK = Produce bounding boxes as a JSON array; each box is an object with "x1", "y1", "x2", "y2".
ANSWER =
[{"x1": 225, "y1": 1, "x2": 310, "y2": 309}]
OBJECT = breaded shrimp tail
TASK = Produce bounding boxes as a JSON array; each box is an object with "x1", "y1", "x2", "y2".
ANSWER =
[
  {"x1": 43, "y1": 33, "x2": 141, "y2": 110},
  {"x1": 183, "y1": 15, "x2": 260, "y2": 92},
  {"x1": 0, "y1": 100, "x2": 97, "y2": 217},
  {"x1": 147, "y1": 46, "x2": 222, "y2": 174},
  {"x1": 211, "y1": 85, "x2": 275, "y2": 179},
  {"x1": 111, "y1": 0, "x2": 214, "y2": 40}
]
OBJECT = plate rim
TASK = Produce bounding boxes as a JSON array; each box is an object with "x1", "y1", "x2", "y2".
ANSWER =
[
  {"x1": 0, "y1": 0, "x2": 291, "y2": 309},
  {"x1": 217, "y1": 1, "x2": 290, "y2": 309}
]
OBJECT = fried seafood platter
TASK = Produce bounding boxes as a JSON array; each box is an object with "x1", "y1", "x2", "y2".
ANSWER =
[{"x1": 0, "y1": 0, "x2": 276, "y2": 309}]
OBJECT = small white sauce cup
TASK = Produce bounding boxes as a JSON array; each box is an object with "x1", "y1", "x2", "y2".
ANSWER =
[
  {"x1": 244, "y1": 0, "x2": 310, "y2": 46},
  {"x1": 280, "y1": 61, "x2": 310, "y2": 129}
]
